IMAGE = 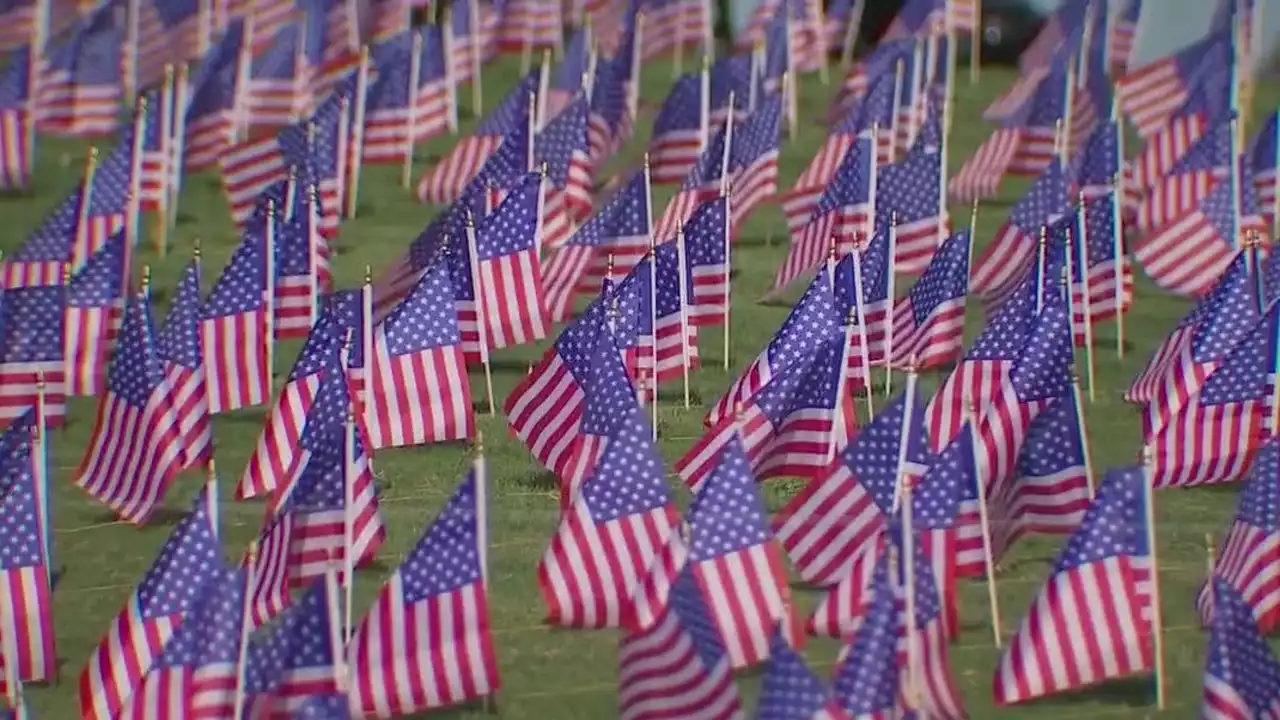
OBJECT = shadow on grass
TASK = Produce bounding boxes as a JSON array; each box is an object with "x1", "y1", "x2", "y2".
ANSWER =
[
  {"x1": 0, "y1": 188, "x2": 37, "y2": 200},
  {"x1": 508, "y1": 469, "x2": 559, "y2": 495},
  {"x1": 175, "y1": 210, "x2": 199, "y2": 226},
  {"x1": 1036, "y1": 677, "x2": 1156, "y2": 709},
  {"x1": 399, "y1": 696, "x2": 504, "y2": 718},
  {"x1": 222, "y1": 407, "x2": 269, "y2": 425},
  {"x1": 89, "y1": 504, "x2": 190, "y2": 528},
  {"x1": 356, "y1": 559, "x2": 393, "y2": 575},
  {"x1": 147, "y1": 286, "x2": 171, "y2": 305},
  {"x1": 488, "y1": 357, "x2": 542, "y2": 374}
]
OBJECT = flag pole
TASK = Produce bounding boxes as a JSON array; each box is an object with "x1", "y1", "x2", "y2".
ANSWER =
[
  {"x1": 630, "y1": 13, "x2": 644, "y2": 122},
  {"x1": 1205, "y1": 532, "x2": 1216, "y2": 582},
  {"x1": 71, "y1": 147, "x2": 98, "y2": 272},
  {"x1": 231, "y1": 541, "x2": 258, "y2": 720},
  {"x1": 347, "y1": 48, "x2": 371, "y2": 219},
  {"x1": 676, "y1": 227, "x2": 692, "y2": 408},
  {"x1": 323, "y1": 556, "x2": 346, "y2": 702},
  {"x1": 2, "y1": 601, "x2": 26, "y2": 719},
  {"x1": 474, "y1": 432, "x2": 498, "y2": 713},
  {"x1": 722, "y1": 186, "x2": 732, "y2": 371},
  {"x1": 1034, "y1": 227, "x2": 1047, "y2": 313},
  {"x1": 889, "y1": 60, "x2": 905, "y2": 163},
  {"x1": 1140, "y1": 445, "x2": 1167, "y2": 710},
  {"x1": 816, "y1": 0, "x2": 829, "y2": 85},
  {"x1": 402, "y1": 27, "x2": 423, "y2": 188},
  {"x1": 206, "y1": 458, "x2": 219, "y2": 540},
  {"x1": 1074, "y1": 191, "x2": 1096, "y2": 402},
  {"x1": 1110, "y1": 172, "x2": 1127, "y2": 359},
  {"x1": 839, "y1": 0, "x2": 865, "y2": 70},
  {"x1": 698, "y1": 52, "x2": 711, "y2": 154},
  {"x1": 264, "y1": 198, "x2": 276, "y2": 397},
  {"x1": 468, "y1": 0, "x2": 484, "y2": 117},
  {"x1": 890, "y1": 368, "x2": 919, "y2": 514},
  {"x1": 154, "y1": 66, "x2": 175, "y2": 258},
  {"x1": 884, "y1": 213, "x2": 899, "y2": 397},
  {"x1": 1069, "y1": 372, "x2": 1096, "y2": 499},
  {"x1": 536, "y1": 49, "x2": 552, "y2": 130},
  {"x1": 647, "y1": 236, "x2": 659, "y2": 440},
  {"x1": 964, "y1": 396, "x2": 1003, "y2": 648},
  {"x1": 168, "y1": 63, "x2": 190, "y2": 232},
  {"x1": 899, "y1": 378, "x2": 922, "y2": 714},
  {"x1": 33, "y1": 373, "x2": 50, "y2": 582},
  {"x1": 463, "y1": 218, "x2": 497, "y2": 416},
  {"x1": 673, "y1": 0, "x2": 685, "y2": 78},
  {"x1": 309, "y1": 186, "x2": 322, "y2": 330},
  {"x1": 441, "y1": 18, "x2": 459, "y2": 136},
  {"x1": 828, "y1": 310, "x2": 856, "y2": 464},
  {"x1": 970, "y1": 0, "x2": 982, "y2": 84},
  {"x1": 849, "y1": 238, "x2": 875, "y2": 421},
  {"x1": 361, "y1": 266, "x2": 373, "y2": 425},
  {"x1": 342, "y1": 399, "x2": 356, "y2": 645}
]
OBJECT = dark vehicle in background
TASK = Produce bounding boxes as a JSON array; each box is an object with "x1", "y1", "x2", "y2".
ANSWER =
[{"x1": 846, "y1": 0, "x2": 1051, "y2": 65}]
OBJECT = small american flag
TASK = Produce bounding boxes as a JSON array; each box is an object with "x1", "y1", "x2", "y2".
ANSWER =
[
  {"x1": 1125, "y1": 109, "x2": 1216, "y2": 216},
  {"x1": 879, "y1": 0, "x2": 946, "y2": 42},
  {"x1": 829, "y1": 37, "x2": 911, "y2": 126},
  {"x1": 135, "y1": 0, "x2": 201, "y2": 91},
  {"x1": 272, "y1": 191, "x2": 333, "y2": 339},
  {"x1": 255, "y1": 377, "x2": 385, "y2": 619},
  {"x1": 1071, "y1": 119, "x2": 1120, "y2": 201},
  {"x1": 588, "y1": 52, "x2": 635, "y2": 162},
  {"x1": 647, "y1": 72, "x2": 707, "y2": 185},
  {"x1": 542, "y1": 170, "x2": 651, "y2": 322},
  {"x1": 181, "y1": 22, "x2": 242, "y2": 173},
  {"x1": 539, "y1": 397, "x2": 679, "y2": 628},
  {"x1": 78, "y1": 487, "x2": 224, "y2": 720},
  {"x1": 723, "y1": 93, "x2": 782, "y2": 232},
  {"x1": 363, "y1": 26, "x2": 451, "y2": 164},
  {"x1": 446, "y1": 0, "x2": 497, "y2": 84},
  {"x1": 969, "y1": 159, "x2": 1070, "y2": 311},
  {"x1": 652, "y1": 118, "x2": 730, "y2": 242},
  {"x1": 687, "y1": 435, "x2": 795, "y2": 668},
  {"x1": 0, "y1": 434, "x2": 55, "y2": 689},
  {"x1": 155, "y1": 259, "x2": 212, "y2": 472},
  {"x1": 1197, "y1": 439, "x2": 1280, "y2": 634},
  {"x1": 73, "y1": 132, "x2": 134, "y2": 272},
  {"x1": 0, "y1": 46, "x2": 32, "y2": 192},
  {"x1": 707, "y1": 268, "x2": 841, "y2": 427},
  {"x1": 247, "y1": 21, "x2": 320, "y2": 128},
  {"x1": 757, "y1": 629, "x2": 847, "y2": 719},
  {"x1": 118, "y1": 566, "x2": 247, "y2": 718},
  {"x1": 472, "y1": 171, "x2": 549, "y2": 348},
  {"x1": 37, "y1": 5, "x2": 124, "y2": 138},
  {"x1": 348, "y1": 461, "x2": 500, "y2": 716},
  {"x1": 994, "y1": 466, "x2": 1154, "y2": 705},
  {"x1": 493, "y1": 0, "x2": 562, "y2": 53},
  {"x1": 772, "y1": 132, "x2": 875, "y2": 296},
  {"x1": 1202, "y1": 577, "x2": 1280, "y2": 719},
  {"x1": 1108, "y1": 0, "x2": 1143, "y2": 73},
  {"x1": 876, "y1": 104, "x2": 945, "y2": 275},
  {"x1": 887, "y1": 230, "x2": 969, "y2": 370},
  {"x1": 137, "y1": 87, "x2": 172, "y2": 215},
  {"x1": 63, "y1": 231, "x2": 127, "y2": 397},
  {"x1": 242, "y1": 576, "x2": 345, "y2": 716},
  {"x1": 832, "y1": 537, "x2": 966, "y2": 718},
  {"x1": 237, "y1": 327, "x2": 347, "y2": 501},
  {"x1": 679, "y1": 331, "x2": 856, "y2": 487},
  {"x1": 1248, "y1": 111, "x2": 1278, "y2": 229},
  {"x1": 75, "y1": 288, "x2": 186, "y2": 525},
  {"x1": 1148, "y1": 300, "x2": 1276, "y2": 488},
  {"x1": 417, "y1": 71, "x2": 537, "y2": 205},
  {"x1": 367, "y1": 253, "x2": 474, "y2": 447},
  {"x1": 548, "y1": 28, "x2": 591, "y2": 117},
  {"x1": 772, "y1": 388, "x2": 926, "y2": 587},
  {"x1": 201, "y1": 225, "x2": 271, "y2": 414},
  {"x1": 618, "y1": 561, "x2": 744, "y2": 720},
  {"x1": 971, "y1": 292, "x2": 1075, "y2": 494},
  {"x1": 1127, "y1": 251, "x2": 1258, "y2": 436},
  {"x1": 806, "y1": 534, "x2": 884, "y2": 639},
  {"x1": 682, "y1": 196, "x2": 731, "y2": 327},
  {"x1": 1133, "y1": 120, "x2": 1231, "y2": 234},
  {"x1": 987, "y1": 389, "x2": 1092, "y2": 564},
  {"x1": 1068, "y1": 194, "x2": 1133, "y2": 342},
  {"x1": 536, "y1": 95, "x2": 595, "y2": 248},
  {"x1": 1116, "y1": 30, "x2": 1231, "y2": 140}
]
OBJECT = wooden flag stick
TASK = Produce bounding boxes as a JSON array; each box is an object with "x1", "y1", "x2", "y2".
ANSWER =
[
  {"x1": 1075, "y1": 191, "x2": 1096, "y2": 402},
  {"x1": 1141, "y1": 445, "x2": 1167, "y2": 710},
  {"x1": 849, "y1": 237, "x2": 875, "y2": 422},
  {"x1": 970, "y1": 0, "x2": 982, "y2": 84},
  {"x1": 462, "y1": 220, "x2": 497, "y2": 416},
  {"x1": 1070, "y1": 372, "x2": 1096, "y2": 500},
  {"x1": 675, "y1": 228, "x2": 692, "y2": 409},
  {"x1": 965, "y1": 397, "x2": 1003, "y2": 648},
  {"x1": 231, "y1": 541, "x2": 258, "y2": 720},
  {"x1": 1206, "y1": 532, "x2": 1216, "y2": 578}
]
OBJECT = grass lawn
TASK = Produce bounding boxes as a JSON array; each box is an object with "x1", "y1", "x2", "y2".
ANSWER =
[{"x1": 6, "y1": 56, "x2": 1274, "y2": 718}]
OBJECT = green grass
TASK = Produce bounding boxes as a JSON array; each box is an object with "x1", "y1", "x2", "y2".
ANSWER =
[{"x1": 7, "y1": 58, "x2": 1275, "y2": 718}]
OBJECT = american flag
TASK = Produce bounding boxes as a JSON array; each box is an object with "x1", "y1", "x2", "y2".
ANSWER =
[
  {"x1": 1012, "y1": 0, "x2": 1083, "y2": 72},
  {"x1": 994, "y1": 466, "x2": 1154, "y2": 705},
  {"x1": 348, "y1": 461, "x2": 500, "y2": 716},
  {"x1": 1148, "y1": 300, "x2": 1276, "y2": 488},
  {"x1": 757, "y1": 629, "x2": 847, "y2": 719},
  {"x1": 1068, "y1": 196, "x2": 1132, "y2": 342},
  {"x1": 72, "y1": 132, "x2": 135, "y2": 272},
  {"x1": 782, "y1": 72, "x2": 893, "y2": 236},
  {"x1": 542, "y1": 170, "x2": 651, "y2": 322},
  {"x1": 1127, "y1": 251, "x2": 1258, "y2": 437},
  {"x1": 1248, "y1": 111, "x2": 1278, "y2": 229},
  {"x1": 137, "y1": 86, "x2": 172, "y2": 214},
  {"x1": 876, "y1": 112, "x2": 945, "y2": 275},
  {"x1": 627, "y1": 0, "x2": 706, "y2": 60},
  {"x1": 646, "y1": 72, "x2": 707, "y2": 185},
  {"x1": 970, "y1": 291, "x2": 1075, "y2": 493},
  {"x1": 135, "y1": 0, "x2": 201, "y2": 91},
  {"x1": 63, "y1": 231, "x2": 127, "y2": 397},
  {"x1": 829, "y1": 37, "x2": 911, "y2": 126},
  {"x1": 492, "y1": 0, "x2": 562, "y2": 53},
  {"x1": 117, "y1": 566, "x2": 247, "y2": 718},
  {"x1": 625, "y1": 244, "x2": 701, "y2": 387},
  {"x1": 0, "y1": 435, "x2": 55, "y2": 689},
  {"x1": 833, "y1": 225, "x2": 891, "y2": 369},
  {"x1": 879, "y1": 0, "x2": 947, "y2": 42},
  {"x1": 1116, "y1": 29, "x2": 1232, "y2": 139},
  {"x1": 1197, "y1": 439, "x2": 1280, "y2": 634},
  {"x1": 37, "y1": 5, "x2": 124, "y2": 138},
  {"x1": 588, "y1": 52, "x2": 635, "y2": 162},
  {"x1": 687, "y1": 435, "x2": 795, "y2": 668},
  {"x1": 0, "y1": 230, "x2": 69, "y2": 420},
  {"x1": 237, "y1": 325, "x2": 347, "y2": 500},
  {"x1": 1202, "y1": 577, "x2": 1280, "y2": 719},
  {"x1": 618, "y1": 558, "x2": 744, "y2": 720},
  {"x1": 806, "y1": 534, "x2": 885, "y2": 639},
  {"x1": 247, "y1": 21, "x2": 321, "y2": 128},
  {"x1": 363, "y1": 26, "x2": 451, "y2": 164},
  {"x1": 990, "y1": 390, "x2": 1092, "y2": 562},
  {"x1": 723, "y1": 93, "x2": 782, "y2": 232},
  {"x1": 1072, "y1": 119, "x2": 1120, "y2": 201},
  {"x1": 1136, "y1": 161, "x2": 1267, "y2": 300},
  {"x1": 256, "y1": 374, "x2": 384, "y2": 614},
  {"x1": 273, "y1": 190, "x2": 333, "y2": 338},
  {"x1": 652, "y1": 117, "x2": 730, "y2": 242},
  {"x1": 887, "y1": 230, "x2": 969, "y2": 371},
  {"x1": 707, "y1": 267, "x2": 842, "y2": 427},
  {"x1": 417, "y1": 70, "x2": 537, "y2": 205},
  {"x1": 155, "y1": 259, "x2": 212, "y2": 472},
  {"x1": 181, "y1": 22, "x2": 242, "y2": 172},
  {"x1": 682, "y1": 196, "x2": 731, "y2": 327},
  {"x1": 539, "y1": 395, "x2": 680, "y2": 628},
  {"x1": 679, "y1": 330, "x2": 856, "y2": 487},
  {"x1": 75, "y1": 288, "x2": 186, "y2": 525},
  {"x1": 969, "y1": 159, "x2": 1069, "y2": 311},
  {"x1": 831, "y1": 537, "x2": 966, "y2": 719},
  {"x1": 0, "y1": 0, "x2": 37, "y2": 53},
  {"x1": 548, "y1": 28, "x2": 591, "y2": 117},
  {"x1": 1109, "y1": 0, "x2": 1143, "y2": 73},
  {"x1": 772, "y1": 132, "x2": 875, "y2": 296},
  {"x1": 1125, "y1": 108, "x2": 1217, "y2": 216},
  {"x1": 78, "y1": 487, "x2": 224, "y2": 720},
  {"x1": 242, "y1": 575, "x2": 345, "y2": 716},
  {"x1": 232, "y1": 0, "x2": 297, "y2": 55},
  {"x1": 0, "y1": 45, "x2": 32, "y2": 191},
  {"x1": 472, "y1": 171, "x2": 549, "y2": 348},
  {"x1": 770, "y1": 386, "x2": 927, "y2": 587},
  {"x1": 446, "y1": 0, "x2": 497, "y2": 84},
  {"x1": 536, "y1": 95, "x2": 595, "y2": 248},
  {"x1": 201, "y1": 225, "x2": 271, "y2": 414},
  {"x1": 1133, "y1": 119, "x2": 1231, "y2": 234},
  {"x1": 367, "y1": 254, "x2": 474, "y2": 447}
]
